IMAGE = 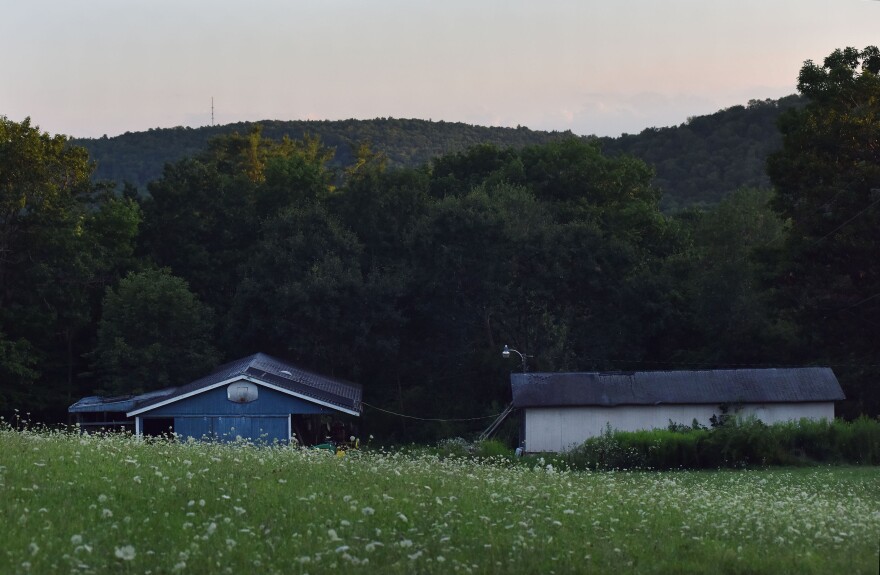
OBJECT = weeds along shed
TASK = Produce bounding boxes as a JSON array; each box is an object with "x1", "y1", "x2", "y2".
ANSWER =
[
  {"x1": 70, "y1": 353, "x2": 362, "y2": 445},
  {"x1": 510, "y1": 368, "x2": 845, "y2": 453}
]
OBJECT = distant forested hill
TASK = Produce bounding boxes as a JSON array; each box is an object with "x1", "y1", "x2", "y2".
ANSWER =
[
  {"x1": 72, "y1": 96, "x2": 803, "y2": 209},
  {"x1": 600, "y1": 95, "x2": 804, "y2": 210},
  {"x1": 72, "y1": 119, "x2": 571, "y2": 192}
]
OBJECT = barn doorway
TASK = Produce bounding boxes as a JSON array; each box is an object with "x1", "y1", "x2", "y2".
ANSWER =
[
  {"x1": 290, "y1": 414, "x2": 359, "y2": 447},
  {"x1": 142, "y1": 417, "x2": 175, "y2": 438}
]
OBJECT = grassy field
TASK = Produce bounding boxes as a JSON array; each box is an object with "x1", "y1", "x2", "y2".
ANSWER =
[{"x1": 2, "y1": 427, "x2": 878, "y2": 574}]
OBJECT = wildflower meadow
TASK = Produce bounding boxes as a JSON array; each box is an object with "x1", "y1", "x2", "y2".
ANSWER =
[{"x1": 2, "y1": 425, "x2": 878, "y2": 574}]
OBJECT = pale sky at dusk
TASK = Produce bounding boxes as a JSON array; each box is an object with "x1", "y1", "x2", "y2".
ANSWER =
[{"x1": 2, "y1": 0, "x2": 877, "y2": 139}]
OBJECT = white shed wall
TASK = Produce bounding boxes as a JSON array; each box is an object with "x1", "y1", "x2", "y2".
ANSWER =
[{"x1": 523, "y1": 402, "x2": 835, "y2": 453}]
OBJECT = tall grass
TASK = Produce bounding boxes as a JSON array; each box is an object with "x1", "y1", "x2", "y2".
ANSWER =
[{"x1": 2, "y1": 423, "x2": 879, "y2": 574}]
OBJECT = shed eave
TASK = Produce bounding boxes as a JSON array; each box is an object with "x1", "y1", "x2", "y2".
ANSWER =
[
  {"x1": 516, "y1": 399, "x2": 840, "y2": 409},
  {"x1": 127, "y1": 375, "x2": 360, "y2": 417}
]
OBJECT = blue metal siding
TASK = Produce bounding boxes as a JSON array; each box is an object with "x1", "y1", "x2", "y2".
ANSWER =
[
  {"x1": 173, "y1": 415, "x2": 289, "y2": 444},
  {"x1": 145, "y1": 384, "x2": 334, "y2": 417},
  {"x1": 174, "y1": 416, "x2": 213, "y2": 441}
]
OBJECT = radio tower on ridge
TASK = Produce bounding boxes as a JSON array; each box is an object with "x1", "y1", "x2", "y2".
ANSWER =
[{"x1": 211, "y1": 97, "x2": 214, "y2": 127}]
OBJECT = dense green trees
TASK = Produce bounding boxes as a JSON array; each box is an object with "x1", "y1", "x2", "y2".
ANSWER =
[
  {"x1": 93, "y1": 269, "x2": 218, "y2": 395},
  {"x1": 0, "y1": 117, "x2": 141, "y2": 414},
  {"x1": 767, "y1": 46, "x2": 880, "y2": 416},
  {"x1": 129, "y1": 134, "x2": 695, "y2": 438},
  {"x1": 2, "y1": 46, "x2": 878, "y2": 435}
]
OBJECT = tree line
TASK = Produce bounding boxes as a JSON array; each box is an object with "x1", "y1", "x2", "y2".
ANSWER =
[{"x1": 2, "y1": 46, "x2": 878, "y2": 439}]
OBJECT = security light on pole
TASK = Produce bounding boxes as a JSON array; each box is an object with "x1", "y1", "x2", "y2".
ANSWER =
[{"x1": 502, "y1": 345, "x2": 529, "y2": 372}]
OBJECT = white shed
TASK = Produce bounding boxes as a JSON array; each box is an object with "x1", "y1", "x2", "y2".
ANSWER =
[{"x1": 511, "y1": 368, "x2": 845, "y2": 453}]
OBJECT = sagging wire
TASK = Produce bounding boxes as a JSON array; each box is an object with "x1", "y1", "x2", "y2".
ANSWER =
[{"x1": 361, "y1": 402, "x2": 505, "y2": 422}]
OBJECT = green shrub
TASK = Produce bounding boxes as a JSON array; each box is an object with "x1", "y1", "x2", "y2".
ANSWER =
[
  {"x1": 475, "y1": 439, "x2": 513, "y2": 458},
  {"x1": 835, "y1": 416, "x2": 880, "y2": 464},
  {"x1": 565, "y1": 417, "x2": 880, "y2": 470}
]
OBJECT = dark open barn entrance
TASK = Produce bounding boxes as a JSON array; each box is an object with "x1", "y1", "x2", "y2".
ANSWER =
[
  {"x1": 290, "y1": 414, "x2": 359, "y2": 446},
  {"x1": 142, "y1": 417, "x2": 175, "y2": 437}
]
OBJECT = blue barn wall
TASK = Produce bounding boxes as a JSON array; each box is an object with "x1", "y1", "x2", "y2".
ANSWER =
[
  {"x1": 174, "y1": 415, "x2": 289, "y2": 443},
  {"x1": 140, "y1": 381, "x2": 337, "y2": 443}
]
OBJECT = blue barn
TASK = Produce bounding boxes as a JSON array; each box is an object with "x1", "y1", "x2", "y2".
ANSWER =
[{"x1": 69, "y1": 353, "x2": 362, "y2": 445}]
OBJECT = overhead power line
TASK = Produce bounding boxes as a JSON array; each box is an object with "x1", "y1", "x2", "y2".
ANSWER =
[{"x1": 361, "y1": 402, "x2": 505, "y2": 422}]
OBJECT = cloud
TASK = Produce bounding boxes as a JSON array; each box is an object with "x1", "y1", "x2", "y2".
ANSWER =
[{"x1": 526, "y1": 92, "x2": 739, "y2": 137}]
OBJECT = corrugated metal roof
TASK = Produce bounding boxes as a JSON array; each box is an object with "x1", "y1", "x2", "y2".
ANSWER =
[
  {"x1": 68, "y1": 388, "x2": 178, "y2": 413},
  {"x1": 511, "y1": 368, "x2": 845, "y2": 408},
  {"x1": 69, "y1": 353, "x2": 362, "y2": 415},
  {"x1": 132, "y1": 353, "x2": 362, "y2": 414}
]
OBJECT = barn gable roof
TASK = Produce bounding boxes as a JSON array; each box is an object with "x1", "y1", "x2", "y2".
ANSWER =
[
  {"x1": 511, "y1": 368, "x2": 844, "y2": 408},
  {"x1": 67, "y1": 353, "x2": 361, "y2": 417},
  {"x1": 125, "y1": 353, "x2": 362, "y2": 416}
]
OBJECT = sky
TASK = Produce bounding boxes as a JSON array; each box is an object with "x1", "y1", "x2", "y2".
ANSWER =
[{"x1": 1, "y1": 0, "x2": 877, "y2": 139}]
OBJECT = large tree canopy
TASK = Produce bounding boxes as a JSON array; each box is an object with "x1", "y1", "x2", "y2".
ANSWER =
[
  {"x1": 767, "y1": 46, "x2": 880, "y2": 415},
  {"x1": 94, "y1": 268, "x2": 218, "y2": 395},
  {"x1": 139, "y1": 127, "x2": 336, "y2": 316},
  {"x1": 0, "y1": 117, "x2": 140, "y2": 413}
]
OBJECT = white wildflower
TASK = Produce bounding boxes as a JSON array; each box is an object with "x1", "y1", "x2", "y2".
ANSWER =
[{"x1": 114, "y1": 545, "x2": 136, "y2": 561}]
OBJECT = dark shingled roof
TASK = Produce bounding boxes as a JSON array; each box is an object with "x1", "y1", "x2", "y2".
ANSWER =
[
  {"x1": 130, "y1": 353, "x2": 363, "y2": 414},
  {"x1": 69, "y1": 353, "x2": 362, "y2": 416},
  {"x1": 511, "y1": 368, "x2": 844, "y2": 408}
]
